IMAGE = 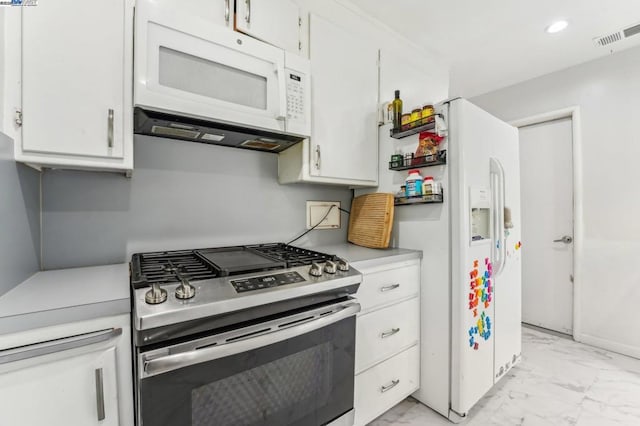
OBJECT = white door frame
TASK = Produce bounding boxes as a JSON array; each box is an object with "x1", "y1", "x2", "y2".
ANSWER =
[{"x1": 509, "y1": 107, "x2": 583, "y2": 339}]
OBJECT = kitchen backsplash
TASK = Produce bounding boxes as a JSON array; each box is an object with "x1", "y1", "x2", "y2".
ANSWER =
[
  {"x1": 0, "y1": 133, "x2": 40, "y2": 295},
  {"x1": 41, "y1": 135, "x2": 352, "y2": 270}
]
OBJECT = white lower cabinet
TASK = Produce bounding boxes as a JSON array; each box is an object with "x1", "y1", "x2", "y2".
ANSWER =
[
  {"x1": 355, "y1": 297, "x2": 419, "y2": 373},
  {"x1": 353, "y1": 259, "x2": 421, "y2": 425},
  {"x1": 0, "y1": 314, "x2": 134, "y2": 426},
  {"x1": 354, "y1": 345, "x2": 420, "y2": 426},
  {"x1": 0, "y1": 345, "x2": 120, "y2": 425}
]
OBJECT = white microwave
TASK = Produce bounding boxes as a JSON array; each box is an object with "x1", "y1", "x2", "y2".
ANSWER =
[{"x1": 133, "y1": 0, "x2": 310, "y2": 152}]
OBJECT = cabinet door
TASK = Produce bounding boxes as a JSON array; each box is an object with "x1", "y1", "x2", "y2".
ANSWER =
[
  {"x1": 154, "y1": 0, "x2": 233, "y2": 28},
  {"x1": 0, "y1": 347, "x2": 120, "y2": 426},
  {"x1": 309, "y1": 15, "x2": 378, "y2": 183},
  {"x1": 235, "y1": 0, "x2": 300, "y2": 53},
  {"x1": 21, "y1": 0, "x2": 125, "y2": 159}
]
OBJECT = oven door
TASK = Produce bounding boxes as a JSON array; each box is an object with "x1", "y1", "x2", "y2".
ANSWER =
[
  {"x1": 137, "y1": 300, "x2": 360, "y2": 426},
  {"x1": 135, "y1": 0, "x2": 287, "y2": 133}
]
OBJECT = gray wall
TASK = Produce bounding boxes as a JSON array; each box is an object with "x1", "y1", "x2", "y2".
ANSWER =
[
  {"x1": 0, "y1": 132, "x2": 40, "y2": 296},
  {"x1": 472, "y1": 45, "x2": 640, "y2": 358},
  {"x1": 41, "y1": 136, "x2": 352, "y2": 269}
]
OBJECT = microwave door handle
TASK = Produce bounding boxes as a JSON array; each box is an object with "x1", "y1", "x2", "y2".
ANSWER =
[{"x1": 142, "y1": 302, "x2": 360, "y2": 378}]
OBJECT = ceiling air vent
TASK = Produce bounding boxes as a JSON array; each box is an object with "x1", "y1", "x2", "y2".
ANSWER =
[{"x1": 594, "y1": 22, "x2": 640, "y2": 47}]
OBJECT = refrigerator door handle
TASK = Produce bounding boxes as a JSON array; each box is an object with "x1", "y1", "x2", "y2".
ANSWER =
[{"x1": 490, "y1": 157, "x2": 507, "y2": 276}]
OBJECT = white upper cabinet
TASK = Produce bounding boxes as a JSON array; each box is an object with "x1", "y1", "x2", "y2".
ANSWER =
[
  {"x1": 278, "y1": 14, "x2": 379, "y2": 187},
  {"x1": 8, "y1": 0, "x2": 133, "y2": 172},
  {"x1": 235, "y1": 0, "x2": 301, "y2": 54},
  {"x1": 154, "y1": 0, "x2": 233, "y2": 29}
]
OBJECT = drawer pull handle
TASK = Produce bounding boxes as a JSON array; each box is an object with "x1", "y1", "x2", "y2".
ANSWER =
[
  {"x1": 381, "y1": 328, "x2": 400, "y2": 338},
  {"x1": 380, "y1": 379, "x2": 400, "y2": 393},
  {"x1": 380, "y1": 284, "x2": 400, "y2": 292}
]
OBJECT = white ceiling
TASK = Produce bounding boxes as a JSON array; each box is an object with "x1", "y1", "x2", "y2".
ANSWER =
[{"x1": 346, "y1": 0, "x2": 640, "y2": 97}]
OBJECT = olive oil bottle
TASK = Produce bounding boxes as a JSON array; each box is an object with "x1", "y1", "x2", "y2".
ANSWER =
[{"x1": 392, "y1": 90, "x2": 403, "y2": 132}]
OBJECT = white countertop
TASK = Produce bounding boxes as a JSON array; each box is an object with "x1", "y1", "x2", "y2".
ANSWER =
[
  {"x1": 0, "y1": 263, "x2": 130, "y2": 335},
  {"x1": 312, "y1": 243, "x2": 422, "y2": 269}
]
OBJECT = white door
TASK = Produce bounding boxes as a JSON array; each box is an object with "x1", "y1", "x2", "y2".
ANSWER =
[
  {"x1": 519, "y1": 118, "x2": 574, "y2": 335},
  {"x1": 0, "y1": 346, "x2": 120, "y2": 426},
  {"x1": 235, "y1": 0, "x2": 300, "y2": 53},
  {"x1": 309, "y1": 14, "x2": 378, "y2": 183},
  {"x1": 21, "y1": 0, "x2": 125, "y2": 158}
]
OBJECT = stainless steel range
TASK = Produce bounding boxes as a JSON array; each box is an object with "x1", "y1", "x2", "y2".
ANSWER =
[{"x1": 130, "y1": 243, "x2": 361, "y2": 426}]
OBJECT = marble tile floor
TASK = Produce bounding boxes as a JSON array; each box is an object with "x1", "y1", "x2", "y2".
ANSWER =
[{"x1": 369, "y1": 326, "x2": 640, "y2": 426}]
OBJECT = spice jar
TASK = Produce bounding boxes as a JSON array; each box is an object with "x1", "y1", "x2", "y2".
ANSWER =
[
  {"x1": 421, "y1": 104, "x2": 435, "y2": 125},
  {"x1": 401, "y1": 113, "x2": 411, "y2": 131},
  {"x1": 422, "y1": 176, "x2": 434, "y2": 195},
  {"x1": 410, "y1": 108, "x2": 422, "y2": 128}
]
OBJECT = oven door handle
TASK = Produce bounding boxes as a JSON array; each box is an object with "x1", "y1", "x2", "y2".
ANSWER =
[{"x1": 142, "y1": 301, "x2": 361, "y2": 378}]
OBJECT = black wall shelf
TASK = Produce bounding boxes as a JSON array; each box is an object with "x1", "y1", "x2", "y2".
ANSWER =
[
  {"x1": 394, "y1": 192, "x2": 444, "y2": 206},
  {"x1": 389, "y1": 114, "x2": 442, "y2": 139},
  {"x1": 389, "y1": 150, "x2": 446, "y2": 171}
]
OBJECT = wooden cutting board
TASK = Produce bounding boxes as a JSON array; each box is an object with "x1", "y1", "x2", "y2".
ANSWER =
[{"x1": 348, "y1": 193, "x2": 395, "y2": 249}]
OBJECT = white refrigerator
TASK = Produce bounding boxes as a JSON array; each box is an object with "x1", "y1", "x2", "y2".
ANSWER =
[{"x1": 387, "y1": 98, "x2": 522, "y2": 421}]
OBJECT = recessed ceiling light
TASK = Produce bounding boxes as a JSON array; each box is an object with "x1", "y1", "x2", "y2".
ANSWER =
[{"x1": 546, "y1": 20, "x2": 568, "y2": 34}]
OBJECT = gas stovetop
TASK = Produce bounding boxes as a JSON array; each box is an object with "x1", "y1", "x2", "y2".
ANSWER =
[
  {"x1": 130, "y1": 243, "x2": 361, "y2": 338},
  {"x1": 130, "y1": 243, "x2": 337, "y2": 289}
]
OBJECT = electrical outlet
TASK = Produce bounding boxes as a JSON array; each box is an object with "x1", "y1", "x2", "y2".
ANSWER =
[{"x1": 306, "y1": 201, "x2": 341, "y2": 230}]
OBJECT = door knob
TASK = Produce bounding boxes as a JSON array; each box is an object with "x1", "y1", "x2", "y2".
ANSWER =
[{"x1": 553, "y1": 236, "x2": 573, "y2": 244}]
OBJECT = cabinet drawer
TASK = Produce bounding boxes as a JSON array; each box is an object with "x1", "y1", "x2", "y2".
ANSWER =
[
  {"x1": 354, "y1": 345, "x2": 419, "y2": 426},
  {"x1": 355, "y1": 297, "x2": 419, "y2": 373},
  {"x1": 357, "y1": 263, "x2": 420, "y2": 312}
]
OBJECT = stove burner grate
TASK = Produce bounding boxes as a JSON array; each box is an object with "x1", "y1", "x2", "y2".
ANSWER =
[
  {"x1": 131, "y1": 250, "x2": 218, "y2": 289},
  {"x1": 249, "y1": 243, "x2": 336, "y2": 267}
]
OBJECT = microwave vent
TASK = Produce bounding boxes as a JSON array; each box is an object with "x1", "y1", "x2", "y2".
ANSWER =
[
  {"x1": 135, "y1": 107, "x2": 303, "y2": 153},
  {"x1": 151, "y1": 125, "x2": 201, "y2": 139}
]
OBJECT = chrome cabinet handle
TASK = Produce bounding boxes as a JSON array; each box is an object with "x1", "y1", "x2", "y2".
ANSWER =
[
  {"x1": 380, "y1": 283, "x2": 400, "y2": 292},
  {"x1": 0, "y1": 328, "x2": 122, "y2": 365},
  {"x1": 553, "y1": 235, "x2": 573, "y2": 244},
  {"x1": 107, "y1": 108, "x2": 114, "y2": 148},
  {"x1": 245, "y1": 0, "x2": 250, "y2": 23},
  {"x1": 224, "y1": 0, "x2": 230, "y2": 23},
  {"x1": 95, "y1": 368, "x2": 105, "y2": 421},
  {"x1": 380, "y1": 379, "x2": 400, "y2": 393},
  {"x1": 315, "y1": 145, "x2": 321, "y2": 170},
  {"x1": 381, "y1": 328, "x2": 400, "y2": 338}
]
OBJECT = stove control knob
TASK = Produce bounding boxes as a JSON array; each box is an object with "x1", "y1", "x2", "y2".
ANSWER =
[
  {"x1": 324, "y1": 260, "x2": 337, "y2": 274},
  {"x1": 309, "y1": 262, "x2": 323, "y2": 277},
  {"x1": 175, "y1": 279, "x2": 196, "y2": 300},
  {"x1": 145, "y1": 283, "x2": 168, "y2": 305},
  {"x1": 337, "y1": 258, "x2": 350, "y2": 272}
]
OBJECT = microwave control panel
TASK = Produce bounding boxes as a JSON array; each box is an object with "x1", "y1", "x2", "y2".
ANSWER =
[
  {"x1": 286, "y1": 72, "x2": 305, "y2": 121},
  {"x1": 284, "y1": 53, "x2": 311, "y2": 136}
]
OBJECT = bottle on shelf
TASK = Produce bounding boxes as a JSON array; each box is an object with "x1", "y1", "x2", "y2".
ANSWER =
[
  {"x1": 392, "y1": 90, "x2": 403, "y2": 132},
  {"x1": 405, "y1": 169, "x2": 423, "y2": 197}
]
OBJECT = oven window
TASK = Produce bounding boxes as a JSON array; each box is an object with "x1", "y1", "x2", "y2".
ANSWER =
[
  {"x1": 159, "y1": 46, "x2": 268, "y2": 110},
  {"x1": 192, "y1": 343, "x2": 332, "y2": 426},
  {"x1": 139, "y1": 316, "x2": 355, "y2": 426}
]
